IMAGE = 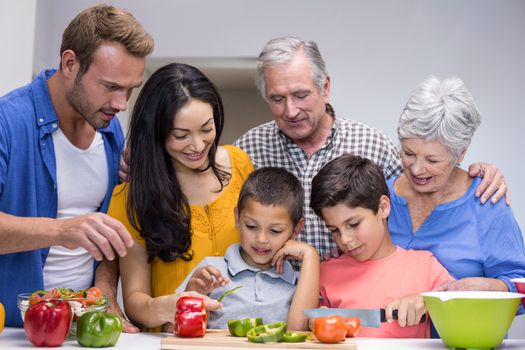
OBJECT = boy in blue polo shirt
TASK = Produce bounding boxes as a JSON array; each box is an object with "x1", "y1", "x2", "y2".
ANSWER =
[{"x1": 176, "y1": 167, "x2": 319, "y2": 331}]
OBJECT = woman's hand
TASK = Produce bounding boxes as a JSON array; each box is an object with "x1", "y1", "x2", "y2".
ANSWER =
[
  {"x1": 104, "y1": 293, "x2": 140, "y2": 333},
  {"x1": 468, "y1": 162, "x2": 510, "y2": 205},
  {"x1": 162, "y1": 291, "x2": 223, "y2": 332},
  {"x1": 385, "y1": 294, "x2": 426, "y2": 327},
  {"x1": 185, "y1": 265, "x2": 230, "y2": 295}
]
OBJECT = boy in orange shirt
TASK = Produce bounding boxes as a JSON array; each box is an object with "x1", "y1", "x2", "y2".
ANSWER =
[{"x1": 310, "y1": 154, "x2": 453, "y2": 338}]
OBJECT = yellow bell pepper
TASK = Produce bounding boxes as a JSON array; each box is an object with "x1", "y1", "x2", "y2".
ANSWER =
[{"x1": 0, "y1": 302, "x2": 5, "y2": 335}]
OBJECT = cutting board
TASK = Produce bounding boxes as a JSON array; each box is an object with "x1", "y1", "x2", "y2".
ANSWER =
[{"x1": 161, "y1": 330, "x2": 357, "y2": 350}]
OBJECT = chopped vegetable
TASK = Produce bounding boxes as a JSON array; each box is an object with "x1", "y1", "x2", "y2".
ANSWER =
[
  {"x1": 28, "y1": 287, "x2": 106, "y2": 308},
  {"x1": 345, "y1": 317, "x2": 360, "y2": 337},
  {"x1": 227, "y1": 317, "x2": 263, "y2": 337},
  {"x1": 174, "y1": 296, "x2": 207, "y2": 337},
  {"x1": 247, "y1": 322, "x2": 287, "y2": 343},
  {"x1": 217, "y1": 285, "x2": 243, "y2": 302},
  {"x1": 281, "y1": 331, "x2": 308, "y2": 343}
]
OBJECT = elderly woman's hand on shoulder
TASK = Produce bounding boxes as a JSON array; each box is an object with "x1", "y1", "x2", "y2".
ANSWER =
[
  {"x1": 468, "y1": 163, "x2": 510, "y2": 206},
  {"x1": 434, "y1": 277, "x2": 508, "y2": 292}
]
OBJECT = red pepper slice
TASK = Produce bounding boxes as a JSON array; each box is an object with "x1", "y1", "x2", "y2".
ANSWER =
[
  {"x1": 23, "y1": 299, "x2": 72, "y2": 347},
  {"x1": 174, "y1": 296, "x2": 207, "y2": 337}
]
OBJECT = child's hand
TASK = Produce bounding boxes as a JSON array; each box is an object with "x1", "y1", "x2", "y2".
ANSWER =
[
  {"x1": 185, "y1": 265, "x2": 230, "y2": 295},
  {"x1": 272, "y1": 240, "x2": 317, "y2": 273},
  {"x1": 385, "y1": 294, "x2": 426, "y2": 327}
]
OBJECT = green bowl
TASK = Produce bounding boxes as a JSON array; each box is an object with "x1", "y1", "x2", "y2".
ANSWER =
[{"x1": 422, "y1": 291, "x2": 524, "y2": 350}]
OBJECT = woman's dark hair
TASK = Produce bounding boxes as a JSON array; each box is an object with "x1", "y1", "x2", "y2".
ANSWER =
[
  {"x1": 126, "y1": 63, "x2": 229, "y2": 263},
  {"x1": 311, "y1": 154, "x2": 389, "y2": 217}
]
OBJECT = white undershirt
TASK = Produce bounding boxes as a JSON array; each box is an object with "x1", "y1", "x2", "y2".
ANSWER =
[{"x1": 43, "y1": 128, "x2": 108, "y2": 291}]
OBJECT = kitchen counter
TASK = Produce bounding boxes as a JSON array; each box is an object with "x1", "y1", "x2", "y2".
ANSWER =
[{"x1": 2, "y1": 327, "x2": 525, "y2": 349}]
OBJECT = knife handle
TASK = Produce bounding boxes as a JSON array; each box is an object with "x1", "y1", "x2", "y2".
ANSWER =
[{"x1": 380, "y1": 309, "x2": 427, "y2": 323}]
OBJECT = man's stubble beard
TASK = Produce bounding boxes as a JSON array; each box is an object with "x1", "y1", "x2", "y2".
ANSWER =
[{"x1": 65, "y1": 76, "x2": 110, "y2": 130}]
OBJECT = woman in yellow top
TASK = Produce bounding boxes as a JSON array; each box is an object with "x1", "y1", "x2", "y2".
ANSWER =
[{"x1": 108, "y1": 63, "x2": 253, "y2": 331}]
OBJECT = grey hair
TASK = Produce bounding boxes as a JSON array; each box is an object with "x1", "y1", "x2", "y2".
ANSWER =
[
  {"x1": 397, "y1": 76, "x2": 481, "y2": 162},
  {"x1": 256, "y1": 37, "x2": 328, "y2": 101}
]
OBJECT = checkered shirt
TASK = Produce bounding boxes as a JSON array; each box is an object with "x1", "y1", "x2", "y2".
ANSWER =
[{"x1": 234, "y1": 117, "x2": 403, "y2": 264}]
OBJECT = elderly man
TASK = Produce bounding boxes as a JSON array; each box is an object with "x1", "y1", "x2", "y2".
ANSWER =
[
  {"x1": 235, "y1": 37, "x2": 508, "y2": 263},
  {"x1": 0, "y1": 4, "x2": 153, "y2": 329}
]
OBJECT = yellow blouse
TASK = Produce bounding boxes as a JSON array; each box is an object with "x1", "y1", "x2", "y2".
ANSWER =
[{"x1": 108, "y1": 145, "x2": 253, "y2": 300}]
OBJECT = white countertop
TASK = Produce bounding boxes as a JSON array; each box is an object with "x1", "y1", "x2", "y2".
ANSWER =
[{"x1": 2, "y1": 327, "x2": 525, "y2": 349}]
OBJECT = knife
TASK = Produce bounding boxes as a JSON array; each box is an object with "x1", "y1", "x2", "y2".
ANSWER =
[{"x1": 304, "y1": 308, "x2": 426, "y2": 328}]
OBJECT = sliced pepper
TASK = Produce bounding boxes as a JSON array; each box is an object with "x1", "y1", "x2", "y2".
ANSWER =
[
  {"x1": 217, "y1": 285, "x2": 243, "y2": 302},
  {"x1": 281, "y1": 331, "x2": 308, "y2": 343},
  {"x1": 76, "y1": 311, "x2": 122, "y2": 347},
  {"x1": 227, "y1": 317, "x2": 263, "y2": 337},
  {"x1": 174, "y1": 296, "x2": 207, "y2": 337},
  {"x1": 247, "y1": 322, "x2": 287, "y2": 343}
]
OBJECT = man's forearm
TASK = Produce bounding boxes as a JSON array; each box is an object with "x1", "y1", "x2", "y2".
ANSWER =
[{"x1": 0, "y1": 212, "x2": 59, "y2": 254}]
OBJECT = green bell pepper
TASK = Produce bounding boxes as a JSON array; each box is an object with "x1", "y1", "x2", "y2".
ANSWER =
[
  {"x1": 247, "y1": 322, "x2": 287, "y2": 343},
  {"x1": 227, "y1": 317, "x2": 263, "y2": 337},
  {"x1": 76, "y1": 311, "x2": 122, "y2": 348}
]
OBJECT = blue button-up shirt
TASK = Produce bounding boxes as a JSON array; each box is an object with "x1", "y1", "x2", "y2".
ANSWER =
[
  {"x1": 0, "y1": 69, "x2": 125, "y2": 327},
  {"x1": 177, "y1": 243, "x2": 298, "y2": 329}
]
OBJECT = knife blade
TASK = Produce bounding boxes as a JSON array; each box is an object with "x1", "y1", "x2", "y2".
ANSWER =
[{"x1": 304, "y1": 308, "x2": 426, "y2": 328}]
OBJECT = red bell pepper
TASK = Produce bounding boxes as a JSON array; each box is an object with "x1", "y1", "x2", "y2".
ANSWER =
[
  {"x1": 24, "y1": 299, "x2": 72, "y2": 347},
  {"x1": 173, "y1": 296, "x2": 207, "y2": 337}
]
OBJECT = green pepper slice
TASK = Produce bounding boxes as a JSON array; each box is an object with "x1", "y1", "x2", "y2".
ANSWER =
[
  {"x1": 217, "y1": 286, "x2": 243, "y2": 302},
  {"x1": 247, "y1": 322, "x2": 287, "y2": 343},
  {"x1": 227, "y1": 317, "x2": 263, "y2": 337},
  {"x1": 281, "y1": 331, "x2": 308, "y2": 343}
]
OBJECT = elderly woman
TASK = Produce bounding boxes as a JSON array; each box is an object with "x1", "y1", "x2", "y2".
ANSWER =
[{"x1": 388, "y1": 76, "x2": 525, "y2": 293}]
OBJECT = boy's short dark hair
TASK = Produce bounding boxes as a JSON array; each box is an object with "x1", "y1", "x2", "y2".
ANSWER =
[
  {"x1": 311, "y1": 154, "x2": 389, "y2": 217},
  {"x1": 237, "y1": 167, "x2": 304, "y2": 225}
]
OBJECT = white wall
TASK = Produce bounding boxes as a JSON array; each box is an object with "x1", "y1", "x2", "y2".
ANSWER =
[
  {"x1": 0, "y1": 0, "x2": 36, "y2": 96},
  {"x1": 32, "y1": 0, "x2": 525, "y2": 337}
]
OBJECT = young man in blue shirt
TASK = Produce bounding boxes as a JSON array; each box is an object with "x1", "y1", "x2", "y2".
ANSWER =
[{"x1": 0, "y1": 4, "x2": 153, "y2": 328}]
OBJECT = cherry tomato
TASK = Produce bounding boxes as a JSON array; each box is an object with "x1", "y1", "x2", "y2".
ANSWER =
[
  {"x1": 28, "y1": 292, "x2": 42, "y2": 306},
  {"x1": 47, "y1": 288, "x2": 62, "y2": 298},
  {"x1": 313, "y1": 315, "x2": 347, "y2": 343},
  {"x1": 85, "y1": 287, "x2": 103, "y2": 305},
  {"x1": 345, "y1": 317, "x2": 360, "y2": 337}
]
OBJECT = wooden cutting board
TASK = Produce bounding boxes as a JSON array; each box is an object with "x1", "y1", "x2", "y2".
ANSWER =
[{"x1": 161, "y1": 330, "x2": 357, "y2": 350}]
